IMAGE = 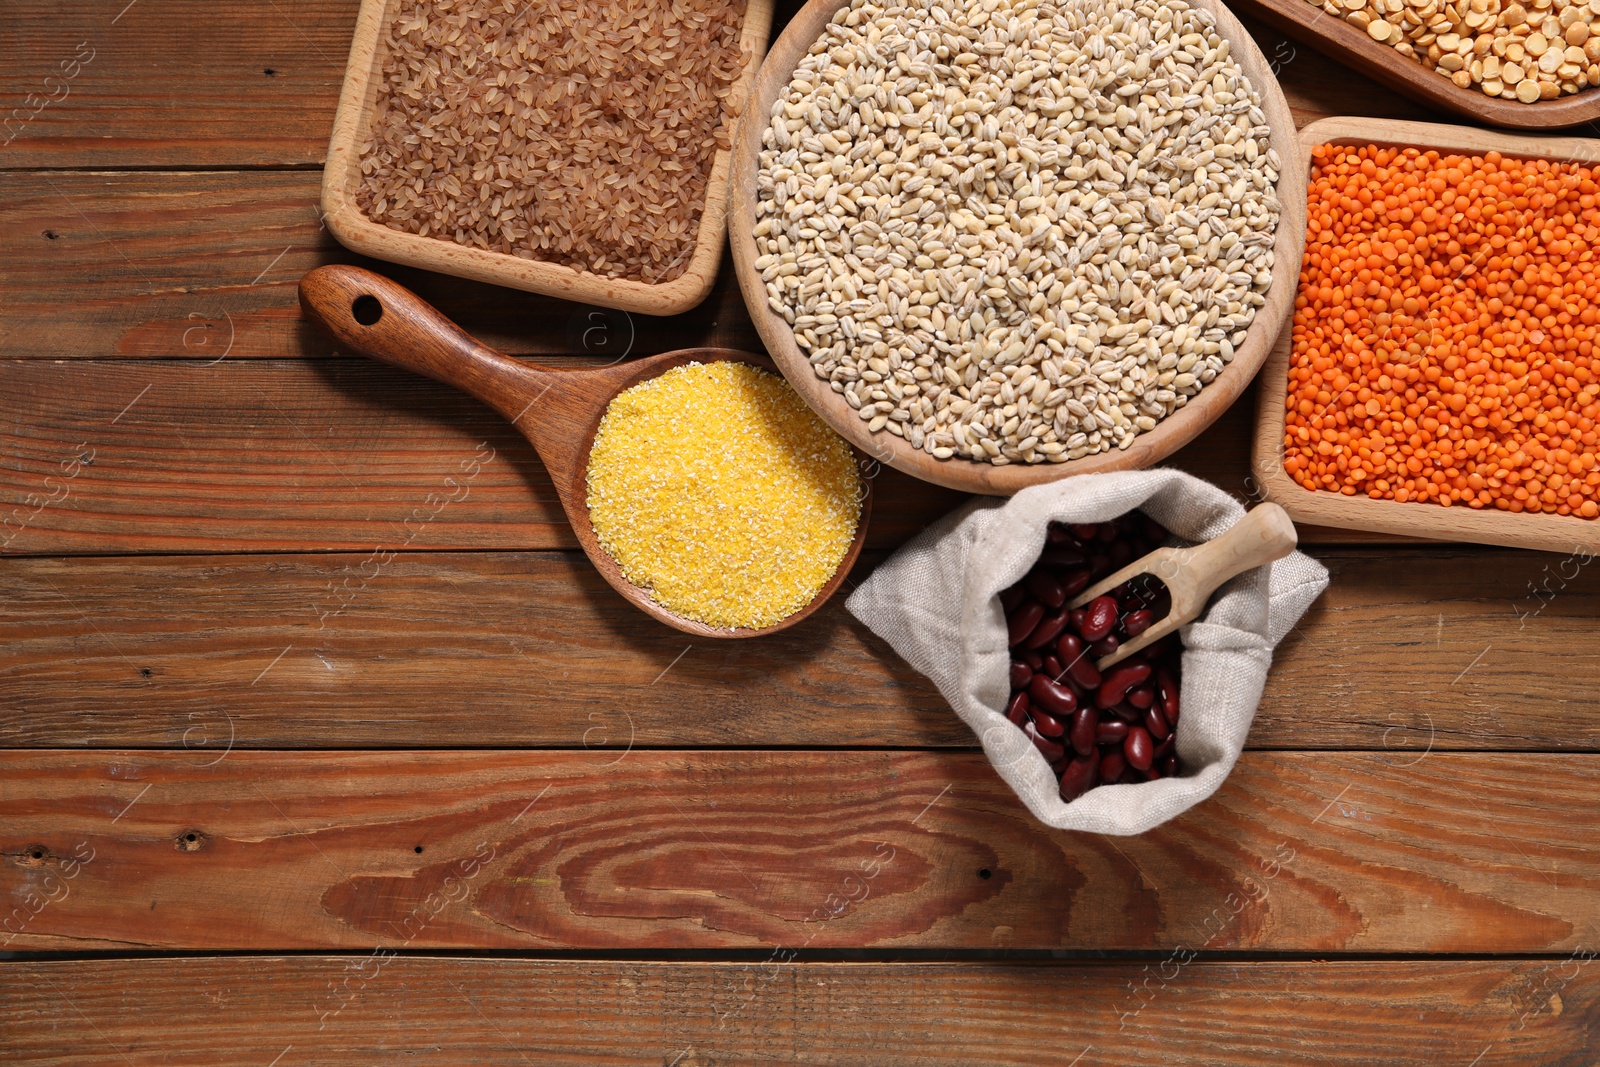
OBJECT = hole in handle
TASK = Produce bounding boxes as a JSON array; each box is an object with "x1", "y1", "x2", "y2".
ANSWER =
[{"x1": 352, "y1": 295, "x2": 383, "y2": 326}]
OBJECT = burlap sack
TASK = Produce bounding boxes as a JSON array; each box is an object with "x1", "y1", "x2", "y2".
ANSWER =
[{"x1": 846, "y1": 469, "x2": 1328, "y2": 835}]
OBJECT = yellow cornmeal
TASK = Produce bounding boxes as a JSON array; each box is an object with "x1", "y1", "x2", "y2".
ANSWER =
[{"x1": 585, "y1": 362, "x2": 862, "y2": 630}]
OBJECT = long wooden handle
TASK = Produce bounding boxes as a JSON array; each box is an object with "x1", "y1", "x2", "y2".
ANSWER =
[
  {"x1": 1182, "y1": 502, "x2": 1299, "y2": 603},
  {"x1": 298, "y1": 265, "x2": 552, "y2": 429}
]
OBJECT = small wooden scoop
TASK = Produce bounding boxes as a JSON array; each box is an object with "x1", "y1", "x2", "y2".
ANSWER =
[
  {"x1": 298, "y1": 264, "x2": 873, "y2": 638},
  {"x1": 1067, "y1": 503, "x2": 1299, "y2": 669}
]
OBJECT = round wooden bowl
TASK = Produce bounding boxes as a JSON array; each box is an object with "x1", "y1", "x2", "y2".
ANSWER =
[{"x1": 728, "y1": 0, "x2": 1308, "y2": 495}]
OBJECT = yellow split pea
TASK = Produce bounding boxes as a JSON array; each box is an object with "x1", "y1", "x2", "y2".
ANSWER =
[{"x1": 585, "y1": 362, "x2": 862, "y2": 630}]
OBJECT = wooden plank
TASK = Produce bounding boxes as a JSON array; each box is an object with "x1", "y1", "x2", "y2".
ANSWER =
[
  {"x1": 0, "y1": 550, "x2": 972, "y2": 749},
  {"x1": 0, "y1": 0, "x2": 354, "y2": 167},
  {"x1": 0, "y1": 172, "x2": 764, "y2": 360},
  {"x1": 5, "y1": 957, "x2": 1595, "y2": 1065},
  {"x1": 0, "y1": 546, "x2": 1594, "y2": 751},
  {"x1": 1, "y1": 750, "x2": 1594, "y2": 952}
]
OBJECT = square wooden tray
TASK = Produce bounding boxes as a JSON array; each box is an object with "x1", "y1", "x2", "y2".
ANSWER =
[
  {"x1": 320, "y1": 0, "x2": 774, "y2": 316},
  {"x1": 1252, "y1": 116, "x2": 1600, "y2": 552}
]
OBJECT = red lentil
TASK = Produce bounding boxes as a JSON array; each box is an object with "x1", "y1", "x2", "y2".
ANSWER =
[{"x1": 1288, "y1": 143, "x2": 1600, "y2": 518}]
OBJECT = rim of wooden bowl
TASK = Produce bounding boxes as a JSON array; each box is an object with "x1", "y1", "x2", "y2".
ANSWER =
[{"x1": 728, "y1": 0, "x2": 1308, "y2": 495}]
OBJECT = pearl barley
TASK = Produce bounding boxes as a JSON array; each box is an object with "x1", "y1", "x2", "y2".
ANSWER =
[{"x1": 754, "y1": 0, "x2": 1280, "y2": 465}]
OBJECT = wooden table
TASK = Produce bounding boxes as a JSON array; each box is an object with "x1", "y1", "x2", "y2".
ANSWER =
[{"x1": 2, "y1": 2, "x2": 1597, "y2": 1063}]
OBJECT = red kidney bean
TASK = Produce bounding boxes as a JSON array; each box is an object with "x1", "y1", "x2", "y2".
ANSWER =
[
  {"x1": 1008, "y1": 601, "x2": 1044, "y2": 646},
  {"x1": 1055, "y1": 631, "x2": 1083, "y2": 664},
  {"x1": 1095, "y1": 661, "x2": 1152, "y2": 709},
  {"x1": 1029, "y1": 674, "x2": 1078, "y2": 718},
  {"x1": 1096, "y1": 720, "x2": 1130, "y2": 744},
  {"x1": 999, "y1": 584, "x2": 1026, "y2": 614},
  {"x1": 1063, "y1": 653, "x2": 1101, "y2": 692},
  {"x1": 1057, "y1": 750, "x2": 1100, "y2": 802},
  {"x1": 1060, "y1": 568, "x2": 1093, "y2": 598},
  {"x1": 1108, "y1": 701, "x2": 1142, "y2": 723},
  {"x1": 1043, "y1": 537, "x2": 1081, "y2": 563},
  {"x1": 1145, "y1": 705, "x2": 1170, "y2": 742},
  {"x1": 1124, "y1": 726, "x2": 1154, "y2": 771},
  {"x1": 1032, "y1": 710, "x2": 1066, "y2": 738},
  {"x1": 1122, "y1": 609, "x2": 1154, "y2": 637},
  {"x1": 1155, "y1": 666, "x2": 1178, "y2": 705},
  {"x1": 1080, "y1": 596, "x2": 1118, "y2": 642},
  {"x1": 1070, "y1": 704, "x2": 1097, "y2": 756},
  {"x1": 1041, "y1": 547, "x2": 1087, "y2": 570},
  {"x1": 1002, "y1": 510, "x2": 1186, "y2": 804},
  {"x1": 1026, "y1": 570, "x2": 1066, "y2": 609},
  {"x1": 1025, "y1": 609, "x2": 1071, "y2": 649},
  {"x1": 1024, "y1": 721, "x2": 1065, "y2": 763},
  {"x1": 1010, "y1": 660, "x2": 1033, "y2": 690}
]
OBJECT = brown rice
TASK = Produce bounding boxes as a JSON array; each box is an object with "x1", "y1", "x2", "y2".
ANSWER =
[{"x1": 357, "y1": 0, "x2": 747, "y2": 284}]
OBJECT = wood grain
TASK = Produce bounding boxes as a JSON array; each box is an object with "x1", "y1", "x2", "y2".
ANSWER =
[
  {"x1": 1253, "y1": 118, "x2": 1600, "y2": 554},
  {"x1": 727, "y1": 0, "x2": 1308, "y2": 496},
  {"x1": 6, "y1": 957, "x2": 1596, "y2": 1065},
  {"x1": 1229, "y1": 0, "x2": 1600, "y2": 130},
  {"x1": 319, "y1": 0, "x2": 773, "y2": 313},
  {"x1": 0, "y1": 171, "x2": 766, "y2": 361},
  {"x1": 0, "y1": 0, "x2": 353, "y2": 168},
  {"x1": 298, "y1": 265, "x2": 872, "y2": 637},
  {"x1": 2, "y1": 749, "x2": 1595, "y2": 952},
  {"x1": 1, "y1": 545, "x2": 1594, "y2": 751}
]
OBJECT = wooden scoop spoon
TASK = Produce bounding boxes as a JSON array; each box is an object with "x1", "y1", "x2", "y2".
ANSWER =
[
  {"x1": 1067, "y1": 503, "x2": 1299, "y2": 669},
  {"x1": 298, "y1": 264, "x2": 873, "y2": 638}
]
